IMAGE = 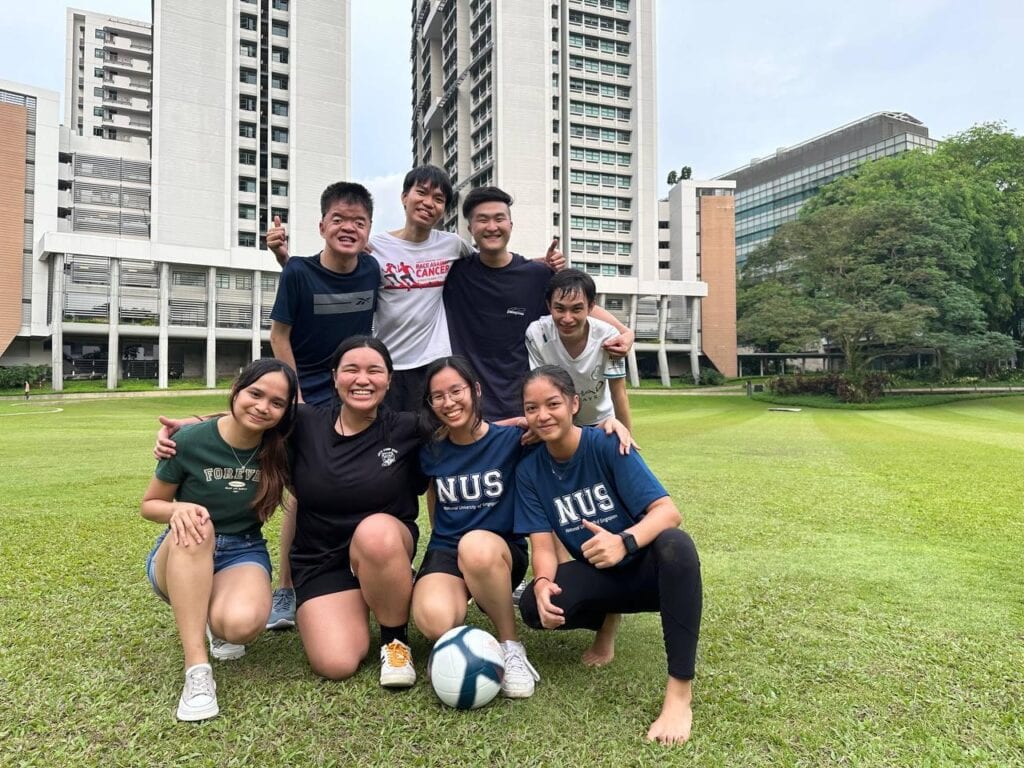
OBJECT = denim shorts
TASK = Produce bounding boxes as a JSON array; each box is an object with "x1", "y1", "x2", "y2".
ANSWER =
[{"x1": 146, "y1": 528, "x2": 272, "y2": 603}]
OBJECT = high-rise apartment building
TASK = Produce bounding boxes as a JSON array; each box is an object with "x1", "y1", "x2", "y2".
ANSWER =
[
  {"x1": 719, "y1": 111, "x2": 938, "y2": 267},
  {"x1": 0, "y1": 2, "x2": 352, "y2": 389},
  {"x1": 410, "y1": 1, "x2": 722, "y2": 381}
]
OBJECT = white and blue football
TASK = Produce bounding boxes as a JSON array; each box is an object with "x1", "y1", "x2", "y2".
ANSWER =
[{"x1": 428, "y1": 625, "x2": 505, "y2": 709}]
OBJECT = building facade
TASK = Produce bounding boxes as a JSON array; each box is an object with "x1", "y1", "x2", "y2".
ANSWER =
[
  {"x1": 0, "y1": 1, "x2": 352, "y2": 390},
  {"x1": 410, "y1": 0, "x2": 719, "y2": 382},
  {"x1": 719, "y1": 111, "x2": 937, "y2": 267}
]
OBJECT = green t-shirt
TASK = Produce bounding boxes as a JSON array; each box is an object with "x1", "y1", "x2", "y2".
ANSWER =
[{"x1": 154, "y1": 419, "x2": 263, "y2": 536}]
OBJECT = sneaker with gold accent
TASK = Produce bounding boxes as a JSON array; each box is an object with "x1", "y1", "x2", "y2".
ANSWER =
[{"x1": 379, "y1": 639, "x2": 416, "y2": 688}]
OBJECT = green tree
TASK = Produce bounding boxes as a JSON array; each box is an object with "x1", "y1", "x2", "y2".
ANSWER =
[
  {"x1": 679, "y1": 166, "x2": 692, "y2": 180},
  {"x1": 666, "y1": 170, "x2": 678, "y2": 186}
]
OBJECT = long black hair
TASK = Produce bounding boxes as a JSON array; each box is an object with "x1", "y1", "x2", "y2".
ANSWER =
[
  {"x1": 419, "y1": 355, "x2": 484, "y2": 441},
  {"x1": 228, "y1": 358, "x2": 299, "y2": 522}
]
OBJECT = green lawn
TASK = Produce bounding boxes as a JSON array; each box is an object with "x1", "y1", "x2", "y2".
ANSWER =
[{"x1": 1, "y1": 394, "x2": 1021, "y2": 767}]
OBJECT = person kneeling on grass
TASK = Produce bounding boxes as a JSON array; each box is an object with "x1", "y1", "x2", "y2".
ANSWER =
[
  {"x1": 514, "y1": 365, "x2": 703, "y2": 745},
  {"x1": 141, "y1": 359, "x2": 298, "y2": 722}
]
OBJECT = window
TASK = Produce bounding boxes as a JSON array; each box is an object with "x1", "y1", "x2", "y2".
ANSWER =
[
  {"x1": 261, "y1": 274, "x2": 278, "y2": 291},
  {"x1": 239, "y1": 68, "x2": 257, "y2": 85},
  {"x1": 239, "y1": 177, "x2": 256, "y2": 193},
  {"x1": 272, "y1": 0, "x2": 289, "y2": 9},
  {"x1": 94, "y1": 67, "x2": 104, "y2": 77},
  {"x1": 271, "y1": 154, "x2": 288, "y2": 170},
  {"x1": 239, "y1": 149, "x2": 256, "y2": 165},
  {"x1": 172, "y1": 270, "x2": 207, "y2": 287},
  {"x1": 95, "y1": 29, "x2": 105, "y2": 39},
  {"x1": 271, "y1": 208, "x2": 288, "y2": 224},
  {"x1": 240, "y1": 13, "x2": 257, "y2": 31},
  {"x1": 95, "y1": 48, "x2": 105, "y2": 58},
  {"x1": 235, "y1": 274, "x2": 253, "y2": 290},
  {"x1": 271, "y1": 126, "x2": 289, "y2": 143},
  {"x1": 239, "y1": 122, "x2": 256, "y2": 139},
  {"x1": 240, "y1": 40, "x2": 256, "y2": 57},
  {"x1": 271, "y1": 100, "x2": 289, "y2": 117},
  {"x1": 238, "y1": 232, "x2": 256, "y2": 247},
  {"x1": 238, "y1": 204, "x2": 257, "y2": 220},
  {"x1": 271, "y1": 180, "x2": 288, "y2": 196},
  {"x1": 92, "y1": 127, "x2": 103, "y2": 137},
  {"x1": 93, "y1": 87, "x2": 103, "y2": 97},
  {"x1": 271, "y1": 73, "x2": 289, "y2": 90},
  {"x1": 216, "y1": 272, "x2": 231, "y2": 289},
  {"x1": 239, "y1": 94, "x2": 256, "y2": 111},
  {"x1": 272, "y1": 21, "x2": 288, "y2": 37},
  {"x1": 93, "y1": 106, "x2": 104, "y2": 117},
  {"x1": 272, "y1": 47, "x2": 289, "y2": 64}
]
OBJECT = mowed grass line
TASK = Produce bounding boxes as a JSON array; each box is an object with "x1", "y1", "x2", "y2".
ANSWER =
[{"x1": 0, "y1": 395, "x2": 1021, "y2": 767}]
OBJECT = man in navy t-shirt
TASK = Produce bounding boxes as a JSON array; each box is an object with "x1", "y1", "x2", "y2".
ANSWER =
[
  {"x1": 270, "y1": 182, "x2": 380, "y2": 406},
  {"x1": 444, "y1": 187, "x2": 634, "y2": 421}
]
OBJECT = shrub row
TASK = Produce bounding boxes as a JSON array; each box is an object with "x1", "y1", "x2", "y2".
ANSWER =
[
  {"x1": 769, "y1": 372, "x2": 890, "y2": 403},
  {"x1": 0, "y1": 365, "x2": 51, "y2": 390}
]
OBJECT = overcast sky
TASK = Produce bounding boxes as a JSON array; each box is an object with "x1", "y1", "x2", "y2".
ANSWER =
[{"x1": 4, "y1": 0, "x2": 1021, "y2": 229}]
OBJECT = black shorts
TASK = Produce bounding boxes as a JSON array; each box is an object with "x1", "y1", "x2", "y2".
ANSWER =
[
  {"x1": 417, "y1": 539, "x2": 529, "y2": 588},
  {"x1": 293, "y1": 520, "x2": 419, "y2": 608}
]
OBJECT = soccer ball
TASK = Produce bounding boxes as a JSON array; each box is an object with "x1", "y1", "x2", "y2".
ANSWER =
[{"x1": 428, "y1": 625, "x2": 505, "y2": 709}]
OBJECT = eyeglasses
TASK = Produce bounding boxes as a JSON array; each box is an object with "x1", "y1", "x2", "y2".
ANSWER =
[{"x1": 428, "y1": 385, "x2": 469, "y2": 407}]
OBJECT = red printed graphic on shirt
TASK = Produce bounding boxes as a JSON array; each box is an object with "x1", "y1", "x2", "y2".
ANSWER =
[{"x1": 381, "y1": 258, "x2": 451, "y2": 290}]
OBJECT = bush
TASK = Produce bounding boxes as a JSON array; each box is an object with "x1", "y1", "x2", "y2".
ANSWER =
[
  {"x1": 0, "y1": 365, "x2": 51, "y2": 390},
  {"x1": 769, "y1": 372, "x2": 890, "y2": 403},
  {"x1": 699, "y1": 367, "x2": 726, "y2": 386}
]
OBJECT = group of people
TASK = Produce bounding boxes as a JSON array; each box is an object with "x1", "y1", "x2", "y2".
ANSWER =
[{"x1": 140, "y1": 166, "x2": 703, "y2": 746}]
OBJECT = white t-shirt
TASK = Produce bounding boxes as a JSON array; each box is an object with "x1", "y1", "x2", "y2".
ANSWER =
[
  {"x1": 370, "y1": 229, "x2": 469, "y2": 370},
  {"x1": 525, "y1": 315, "x2": 626, "y2": 425}
]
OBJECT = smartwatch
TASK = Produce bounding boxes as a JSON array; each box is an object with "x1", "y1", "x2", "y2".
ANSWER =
[{"x1": 619, "y1": 531, "x2": 639, "y2": 555}]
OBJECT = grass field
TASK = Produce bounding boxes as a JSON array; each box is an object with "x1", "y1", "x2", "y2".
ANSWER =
[{"x1": 1, "y1": 393, "x2": 1021, "y2": 767}]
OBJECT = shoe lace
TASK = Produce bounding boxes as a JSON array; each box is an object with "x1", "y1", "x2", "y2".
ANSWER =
[
  {"x1": 187, "y1": 668, "x2": 214, "y2": 699},
  {"x1": 272, "y1": 590, "x2": 291, "y2": 613},
  {"x1": 384, "y1": 641, "x2": 412, "y2": 668}
]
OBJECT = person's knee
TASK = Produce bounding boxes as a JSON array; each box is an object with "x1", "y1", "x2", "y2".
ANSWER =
[
  {"x1": 310, "y1": 651, "x2": 363, "y2": 681},
  {"x1": 353, "y1": 517, "x2": 407, "y2": 565},
  {"x1": 216, "y1": 601, "x2": 269, "y2": 644},
  {"x1": 518, "y1": 583, "x2": 543, "y2": 629},
  {"x1": 168, "y1": 522, "x2": 215, "y2": 558},
  {"x1": 456, "y1": 533, "x2": 504, "y2": 576},
  {"x1": 652, "y1": 528, "x2": 699, "y2": 569},
  {"x1": 412, "y1": 602, "x2": 456, "y2": 643}
]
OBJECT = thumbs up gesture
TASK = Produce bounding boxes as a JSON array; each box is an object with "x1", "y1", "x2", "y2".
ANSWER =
[
  {"x1": 267, "y1": 214, "x2": 289, "y2": 266},
  {"x1": 579, "y1": 519, "x2": 627, "y2": 568}
]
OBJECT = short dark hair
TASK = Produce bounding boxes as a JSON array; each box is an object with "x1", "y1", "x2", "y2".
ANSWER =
[
  {"x1": 320, "y1": 182, "x2": 374, "y2": 219},
  {"x1": 545, "y1": 268, "x2": 596, "y2": 307},
  {"x1": 462, "y1": 186, "x2": 513, "y2": 220},
  {"x1": 329, "y1": 335, "x2": 393, "y2": 374},
  {"x1": 402, "y1": 165, "x2": 455, "y2": 212},
  {"x1": 523, "y1": 364, "x2": 577, "y2": 400}
]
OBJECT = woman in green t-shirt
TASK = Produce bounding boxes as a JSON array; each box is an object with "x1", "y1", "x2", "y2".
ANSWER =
[{"x1": 141, "y1": 358, "x2": 297, "y2": 722}]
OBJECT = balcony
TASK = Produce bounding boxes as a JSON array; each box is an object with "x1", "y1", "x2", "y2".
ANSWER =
[
  {"x1": 106, "y1": 74, "x2": 150, "y2": 93},
  {"x1": 422, "y1": 1, "x2": 443, "y2": 40},
  {"x1": 422, "y1": 97, "x2": 443, "y2": 130},
  {"x1": 103, "y1": 93, "x2": 150, "y2": 112}
]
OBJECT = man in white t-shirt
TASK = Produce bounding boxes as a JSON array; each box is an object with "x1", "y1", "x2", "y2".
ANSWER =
[{"x1": 525, "y1": 268, "x2": 632, "y2": 430}]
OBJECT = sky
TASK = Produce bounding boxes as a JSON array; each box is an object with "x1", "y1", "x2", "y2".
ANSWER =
[{"x1": 3, "y1": 0, "x2": 1022, "y2": 230}]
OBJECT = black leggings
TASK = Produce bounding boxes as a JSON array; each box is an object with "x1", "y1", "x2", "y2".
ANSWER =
[{"x1": 519, "y1": 528, "x2": 702, "y2": 680}]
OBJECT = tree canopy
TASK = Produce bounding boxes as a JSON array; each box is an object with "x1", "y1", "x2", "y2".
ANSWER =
[{"x1": 739, "y1": 123, "x2": 1023, "y2": 376}]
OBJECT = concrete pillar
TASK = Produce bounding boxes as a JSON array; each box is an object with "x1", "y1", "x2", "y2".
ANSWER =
[
  {"x1": 107, "y1": 259, "x2": 120, "y2": 390},
  {"x1": 689, "y1": 295, "x2": 700, "y2": 384},
  {"x1": 206, "y1": 266, "x2": 217, "y2": 388},
  {"x1": 656, "y1": 294, "x2": 670, "y2": 387},
  {"x1": 626, "y1": 293, "x2": 639, "y2": 387},
  {"x1": 251, "y1": 269, "x2": 262, "y2": 362},
  {"x1": 158, "y1": 263, "x2": 169, "y2": 388},
  {"x1": 50, "y1": 253, "x2": 65, "y2": 391}
]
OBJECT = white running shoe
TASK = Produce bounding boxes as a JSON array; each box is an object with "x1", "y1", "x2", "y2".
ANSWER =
[
  {"x1": 379, "y1": 639, "x2": 416, "y2": 688},
  {"x1": 177, "y1": 663, "x2": 219, "y2": 722},
  {"x1": 500, "y1": 640, "x2": 540, "y2": 698},
  {"x1": 206, "y1": 625, "x2": 245, "y2": 661}
]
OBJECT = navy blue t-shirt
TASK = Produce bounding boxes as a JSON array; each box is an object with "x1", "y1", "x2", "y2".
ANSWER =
[
  {"x1": 419, "y1": 424, "x2": 529, "y2": 551},
  {"x1": 270, "y1": 253, "x2": 379, "y2": 406},
  {"x1": 443, "y1": 253, "x2": 552, "y2": 421},
  {"x1": 514, "y1": 427, "x2": 668, "y2": 564}
]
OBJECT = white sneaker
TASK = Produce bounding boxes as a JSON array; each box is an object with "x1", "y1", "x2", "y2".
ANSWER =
[
  {"x1": 206, "y1": 625, "x2": 245, "y2": 661},
  {"x1": 379, "y1": 639, "x2": 416, "y2": 688},
  {"x1": 177, "y1": 663, "x2": 219, "y2": 722},
  {"x1": 500, "y1": 640, "x2": 539, "y2": 698}
]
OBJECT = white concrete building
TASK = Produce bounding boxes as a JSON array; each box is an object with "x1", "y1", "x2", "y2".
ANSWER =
[
  {"x1": 0, "y1": 2, "x2": 352, "y2": 390},
  {"x1": 410, "y1": 0, "x2": 715, "y2": 382}
]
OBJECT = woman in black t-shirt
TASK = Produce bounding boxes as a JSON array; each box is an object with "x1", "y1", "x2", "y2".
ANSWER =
[{"x1": 288, "y1": 336, "x2": 427, "y2": 688}]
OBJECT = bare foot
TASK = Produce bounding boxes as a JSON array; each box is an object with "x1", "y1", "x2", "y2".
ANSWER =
[
  {"x1": 646, "y1": 677, "x2": 693, "y2": 745},
  {"x1": 582, "y1": 613, "x2": 621, "y2": 667}
]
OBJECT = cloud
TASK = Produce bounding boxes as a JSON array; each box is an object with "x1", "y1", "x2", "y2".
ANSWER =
[{"x1": 357, "y1": 173, "x2": 407, "y2": 232}]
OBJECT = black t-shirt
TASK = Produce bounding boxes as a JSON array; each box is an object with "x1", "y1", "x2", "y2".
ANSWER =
[
  {"x1": 443, "y1": 253, "x2": 552, "y2": 421},
  {"x1": 288, "y1": 404, "x2": 427, "y2": 586}
]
